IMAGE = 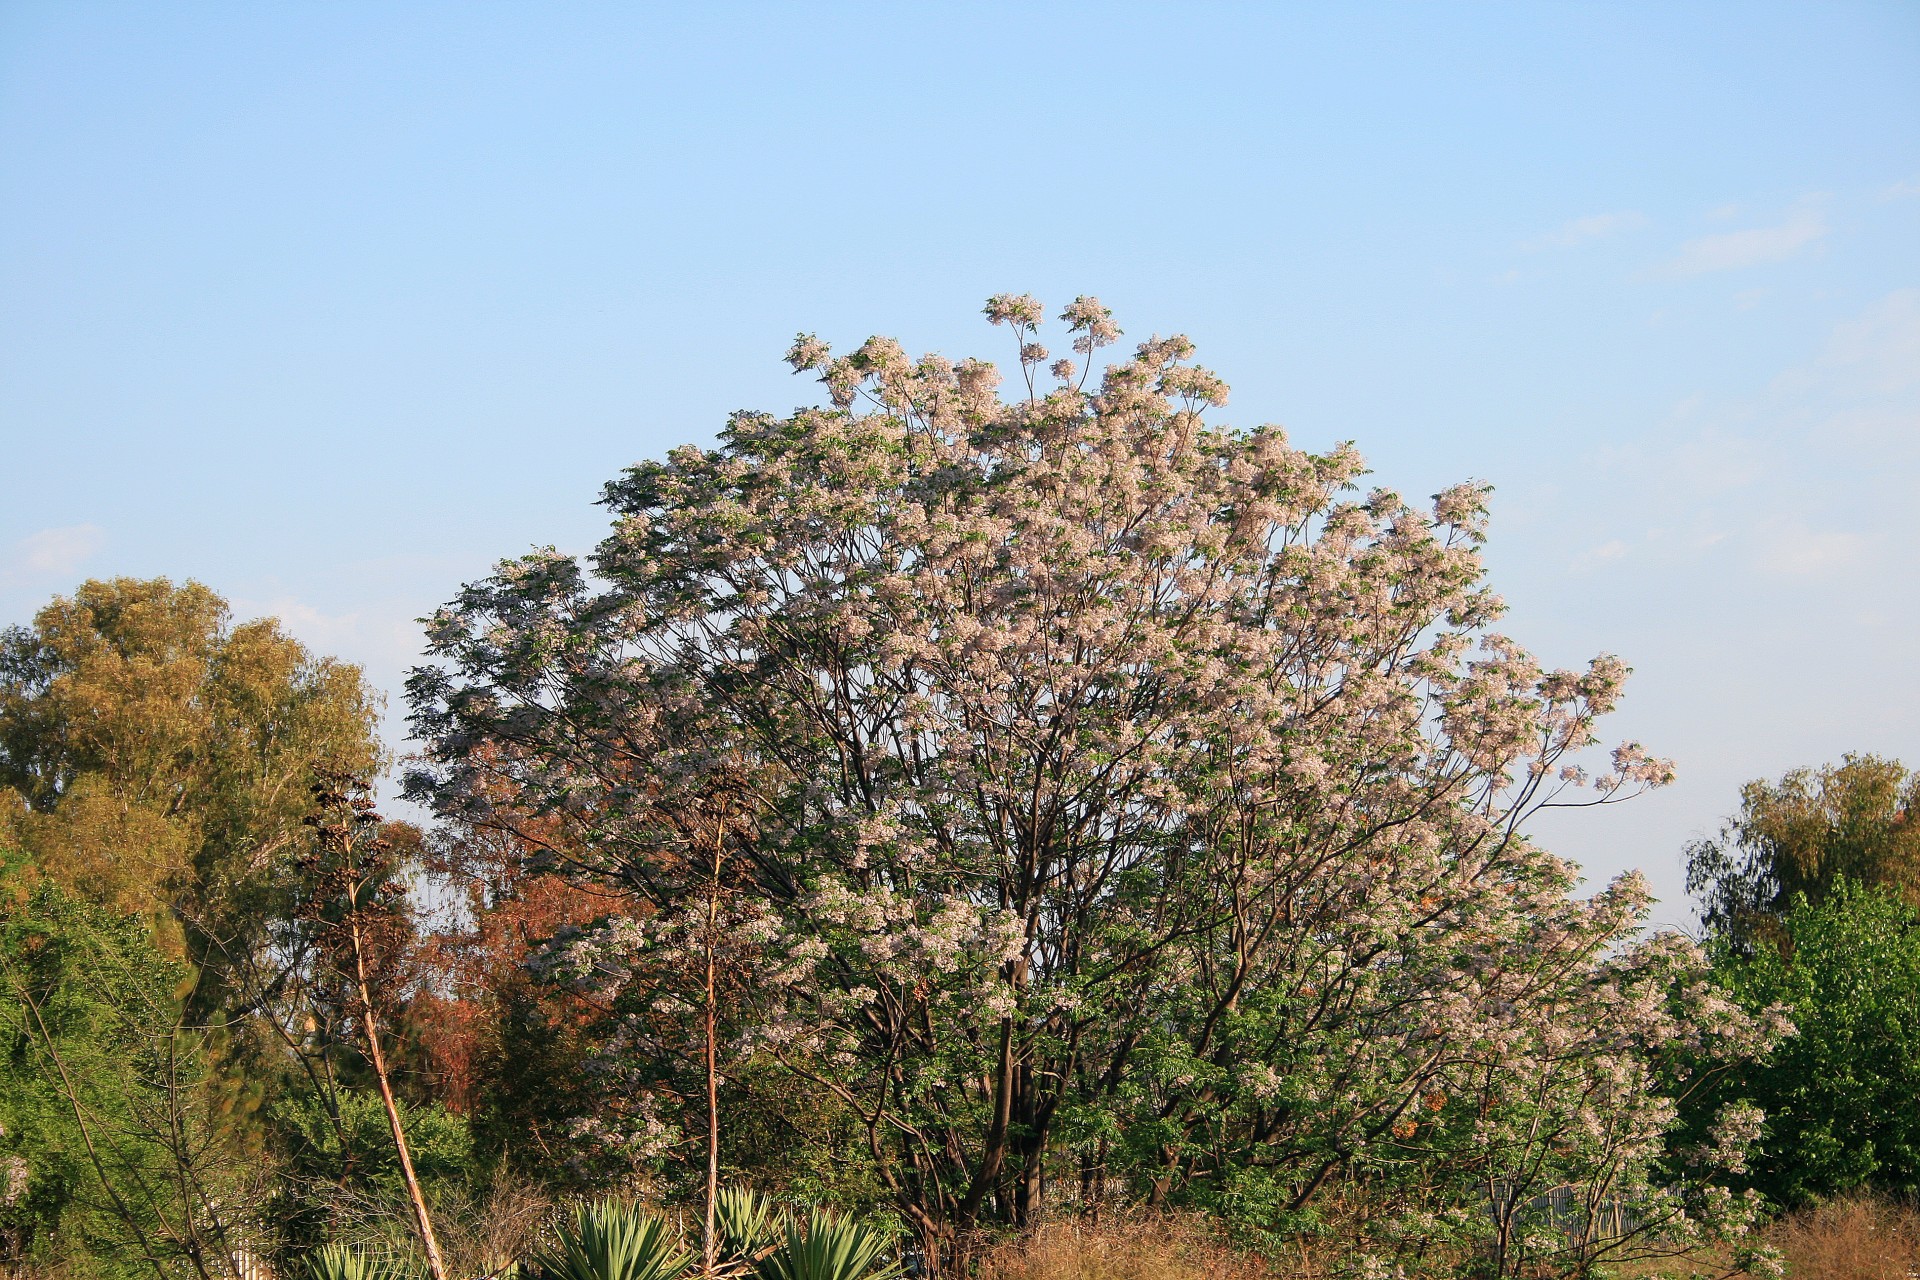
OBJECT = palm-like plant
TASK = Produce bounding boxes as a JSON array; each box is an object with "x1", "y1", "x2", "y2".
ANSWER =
[
  {"x1": 714, "y1": 1186, "x2": 786, "y2": 1269},
  {"x1": 526, "y1": 1200, "x2": 692, "y2": 1280},
  {"x1": 756, "y1": 1211, "x2": 903, "y2": 1280},
  {"x1": 307, "y1": 1244, "x2": 415, "y2": 1280}
]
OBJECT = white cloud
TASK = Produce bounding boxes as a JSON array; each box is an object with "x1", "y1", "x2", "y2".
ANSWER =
[
  {"x1": 1752, "y1": 522, "x2": 1869, "y2": 577},
  {"x1": 1660, "y1": 205, "x2": 1828, "y2": 276},
  {"x1": 1815, "y1": 287, "x2": 1920, "y2": 395},
  {"x1": 245, "y1": 593, "x2": 425, "y2": 681},
  {"x1": 1573, "y1": 538, "x2": 1630, "y2": 571},
  {"x1": 1524, "y1": 211, "x2": 1648, "y2": 251},
  {"x1": 1554, "y1": 293, "x2": 1916, "y2": 585},
  {"x1": 0, "y1": 524, "x2": 106, "y2": 587}
]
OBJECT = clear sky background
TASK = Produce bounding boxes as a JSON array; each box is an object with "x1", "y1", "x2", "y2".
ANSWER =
[{"x1": 3, "y1": 2, "x2": 1916, "y2": 927}]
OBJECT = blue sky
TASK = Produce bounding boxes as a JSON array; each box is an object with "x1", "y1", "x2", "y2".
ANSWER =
[{"x1": 3, "y1": 2, "x2": 1916, "y2": 924}]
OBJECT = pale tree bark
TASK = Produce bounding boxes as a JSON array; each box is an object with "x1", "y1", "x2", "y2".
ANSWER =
[
  {"x1": 347, "y1": 905, "x2": 448, "y2": 1280},
  {"x1": 701, "y1": 822, "x2": 723, "y2": 1278}
]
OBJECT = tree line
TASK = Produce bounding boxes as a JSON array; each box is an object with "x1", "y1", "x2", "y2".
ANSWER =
[{"x1": 2, "y1": 297, "x2": 1917, "y2": 1279}]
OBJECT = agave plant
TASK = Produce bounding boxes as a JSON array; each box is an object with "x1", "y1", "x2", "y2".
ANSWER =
[
  {"x1": 756, "y1": 1210, "x2": 903, "y2": 1280},
  {"x1": 526, "y1": 1199, "x2": 692, "y2": 1280},
  {"x1": 307, "y1": 1244, "x2": 416, "y2": 1280},
  {"x1": 714, "y1": 1186, "x2": 787, "y2": 1268}
]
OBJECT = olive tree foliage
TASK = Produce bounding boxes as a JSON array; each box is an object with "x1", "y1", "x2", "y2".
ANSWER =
[
  {"x1": 407, "y1": 297, "x2": 1770, "y2": 1260},
  {"x1": 1686, "y1": 753, "x2": 1920, "y2": 945},
  {"x1": 0, "y1": 578, "x2": 383, "y2": 1013}
]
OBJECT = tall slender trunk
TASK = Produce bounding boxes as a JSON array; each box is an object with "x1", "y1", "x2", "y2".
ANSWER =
[
  {"x1": 702, "y1": 829, "x2": 722, "y2": 1277},
  {"x1": 349, "y1": 915, "x2": 448, "y2": 1280}
]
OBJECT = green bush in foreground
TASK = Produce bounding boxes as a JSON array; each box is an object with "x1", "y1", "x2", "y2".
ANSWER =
[
  {"x1": 525, "y1": 1199, "x2": 691, "y2": 1280},
  {"x1": 758, "y1": 1210, "x2": 904, "y2": 1280},
  {"x1": 308, "y1": 1241, "x2": 416, "y2": 1280},
  {"x1": 1683, "y1": 879, "x2": 1920, "y2": 1208}
]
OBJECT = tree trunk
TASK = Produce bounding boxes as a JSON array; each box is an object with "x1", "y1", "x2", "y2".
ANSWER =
[
  {"x1": 702, "y1": 849, "x2": 720, "y2": 1277},
  {"x1": 350, "y1": 916, "x2": 449, "y2": 1280}
]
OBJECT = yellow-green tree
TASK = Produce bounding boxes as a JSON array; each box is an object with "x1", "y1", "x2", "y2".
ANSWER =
[
  {"x1": 1686, "y1": 753, "x2": 1920, "y2": 942},
  {"x1": 0, "y1": 577, "x2": 382, "y2": 1012}
]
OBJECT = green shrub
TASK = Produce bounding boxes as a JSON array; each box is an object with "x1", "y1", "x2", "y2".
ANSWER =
[
  {"x1": 526, "y1": 1199, "x2": 690, "y2": 1280},
  {"x1": 757, "y1": 1210, "x2": 903, "y2": 1280},
  {"x1": 306, "y1": 1242, "x2": 416, "y2": 1280}
]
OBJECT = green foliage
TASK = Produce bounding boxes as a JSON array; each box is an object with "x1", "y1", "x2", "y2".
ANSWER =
[
  {"x1": 308, "y1": 1241, "x2": 418, "y2": 1280},
  {"x1": 714, "y1": 1184, "x2": 785, "y2": 1266},
  {"x1": 274, "y1": 1084, "x2": 477, "y2": 1189},
  {"x1": 0, "y1": 870, "x2": 247, "y2": 1276},
  {"x1": 269, "y1": 1084, "x2": 477, "y2": 1250},
  {"x1": 756, "y1": 1210, "x2": 904, "y2": 1280},
  {"x1": 712, "y1": 1060, "x2": 894, "y2": 1214},
  {"x1": 526, "y1": 1199, "x2": 690, "y2": 1280},
  {"x1": 1688, "y1": 754, "x2": 1920, "y2": 944},
  {"x1": 1682, "y1": 879, "x2": 1920, "y2": 1207},
  {"x1": 0, "y1": 577, "x2": 382, "y2": 1015}
]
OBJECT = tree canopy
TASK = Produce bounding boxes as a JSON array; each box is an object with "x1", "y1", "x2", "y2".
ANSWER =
[
  {"x1": 407, "y1": 296, "x2": 1769, "y2": 1271},
  {"x1": 0, "y1": 577, "x2": 382, "y2": 1002},
  {"x1": 1686, "y1": 753, "x2": 1920, "y2": 943},
  {"x1": 1679, "y1": 880, "x2": 1920, "y2": 1208}
]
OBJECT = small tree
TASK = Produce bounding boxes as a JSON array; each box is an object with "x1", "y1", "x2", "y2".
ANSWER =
[
  {"x1": 530, "y1": 756, "x2": 774, "y2": 1257},
  {"x1": 0, "y1": 870, "x2": 256, "y2": 1280},
  {"x1": 294, "y1": 771, "x2": 448, "y2": 1280}
]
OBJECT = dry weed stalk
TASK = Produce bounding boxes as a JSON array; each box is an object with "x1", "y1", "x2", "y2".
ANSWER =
[
  {"x1": 1769, "y1": 1194, "x2": 1920, "y2": 1280},
  {"x1": 974, "y1": 1214, "x2": 1270, "y2": 1280}
]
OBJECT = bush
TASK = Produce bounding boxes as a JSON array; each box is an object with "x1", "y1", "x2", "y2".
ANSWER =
[
  {"x1": 757, "y1": 1209, "x2": 904, "y2": 1280},
  {"x1": 269, "y1": 1085, "x2": 480, "y2": 1254},
  {"x1": 1680, "y1": 880, "x2": 1920, "y2": 1207},
  {"x1": 525, "y1": 1199, "x2": 690, "y2": 1280}
]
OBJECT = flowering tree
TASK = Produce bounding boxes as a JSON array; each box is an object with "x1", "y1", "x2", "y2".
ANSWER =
[{"x1": 408, "y1": 296, "x2": 1767, "y2": 1267}]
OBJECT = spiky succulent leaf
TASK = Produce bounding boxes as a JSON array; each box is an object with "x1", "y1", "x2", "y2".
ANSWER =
[
  {"x1": 307, "y1": 1245, "x2": 415, "y2": 1280},
  {"x1": 527, "y1": 1199, "x2": 691, "y2": 1280},
  {"x1": 756, "y1": 1210, "x2": 903, "y2": 1280},
  {"x1": 715, "y1": 1185, "x2": 787, "y2": 1266}
]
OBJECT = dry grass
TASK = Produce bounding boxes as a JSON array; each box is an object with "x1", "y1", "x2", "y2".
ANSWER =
[
  {"x1": 308, "y1": 1165, "x2": 554, "y2": 1277},
  {"x1": 974, "y1": 1214, "x2": 1272, "y2": 1280},
  {"x1": 1768, "y1": 1194, "x2": 1920, "y2": 1280},
  {"x1": 430, "y1": 1168, "x2": 555, "y2": 1278}
]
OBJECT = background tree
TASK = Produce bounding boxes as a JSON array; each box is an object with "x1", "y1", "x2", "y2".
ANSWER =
[
  {"x1": 0, "y1": 580, "x2": 505, "y2": 1273},
  {"x1": 1675, "y1": 880, "x2": 1920, "y2": 1208},
  {"x1": 0, "y1": 578, "x2": 382, "y2": 1279},
  {"x1": 401, "y1": 750, "x2": 645, "y2": 1176},
  {"x1": 0, "y1": 577, "x2": 382, "y2": 1025},
  {"x1": 1686, "y1": 753, "x2": 1920, "y2": 944},
  {"x1": 408, "y1": 295, "x2": 1761, "y2": 1267},
  {"x1": 409, "y1": 778, "x2": 885, "y2": 1211}
]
